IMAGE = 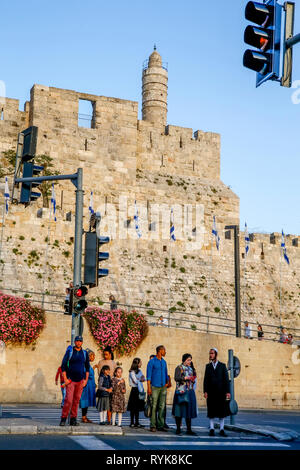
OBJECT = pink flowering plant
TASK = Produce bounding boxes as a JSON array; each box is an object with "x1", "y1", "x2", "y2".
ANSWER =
[
  {"x1": 83, "y1": 307, "x2": 148, "y2": 356},
  {"x1": 0, "y1": 292, "x2": 46, "y2": 345}
]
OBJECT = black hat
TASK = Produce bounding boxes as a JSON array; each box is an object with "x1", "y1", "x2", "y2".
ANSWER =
[{"x1": 75, "y1": 336, "x2": 83, "y2": 342}]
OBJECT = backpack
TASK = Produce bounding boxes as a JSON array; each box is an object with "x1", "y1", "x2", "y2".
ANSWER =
[{"x1": 66, "y1": 347, "x2": 87, "y2": 370}]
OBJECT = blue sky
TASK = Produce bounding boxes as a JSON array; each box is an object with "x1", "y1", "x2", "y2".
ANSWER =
[{"x1": 1, "y1": 0, "x2": 299, "y2": 234}]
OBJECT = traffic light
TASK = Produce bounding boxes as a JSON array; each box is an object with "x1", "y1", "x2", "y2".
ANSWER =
[
  {"x1": 73, "y1": 285, "x2": 88, "y2": 314},
  {"x1": 243, "y1": 0, "x2": 282, "y2": 87},
  {"x1": 84, "y1": 231, "x2": 110, "y2": 288},
  {"x1": 19, "y1": 126, "x2": 44, "y2": 204},
  {"x1": 21, "y1": 126, "x2": 38, "y2": 162},
  {"x1": 20, "y1": 162, "x2": 44, "y2": 203}
]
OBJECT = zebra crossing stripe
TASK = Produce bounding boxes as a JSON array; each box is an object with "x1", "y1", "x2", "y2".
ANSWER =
[
  {"x1": 138, "y1": 441, "x2": 290, "y2": 448},
  {"x1": 69, "y1": 436, "x2": 115, "y2": 450}
]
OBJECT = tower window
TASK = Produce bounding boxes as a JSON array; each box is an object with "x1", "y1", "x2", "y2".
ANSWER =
[{"x1": 78, "y1": 99, "x2": 95, "y2": 128}]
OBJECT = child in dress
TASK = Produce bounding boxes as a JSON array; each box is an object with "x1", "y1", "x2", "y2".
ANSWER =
[
  {"x1": 111, "y1": 367, "x2": 126, "y2": 426},
  {"x1": 96, "y1": 365, "x2": 112, "y2": 425}
]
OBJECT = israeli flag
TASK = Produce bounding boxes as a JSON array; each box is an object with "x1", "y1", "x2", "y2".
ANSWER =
[
  {"x1": 281, "y1": 230, "x2": 290, "y2": 265},
  {"x1": 4, "y1": 176, "x2": 9, "y2": 215},
  {"x1": 134, "y1": 200, "x2": 142, "y2": 239},
  {"x1": 51, "y1": 183, "x2": 57, "y2": 222},
  {"x1": 212, "y1": 216, "x2": 220, "y2": 250},
  {"x1": 89, "y1": 191, "x2": 94, "y2": 216},
  {"x1": 245, "y1": 222, "x2": 250, "y2": 256},
  {"x1": 170, "y1": 208, "x2": 176, "y2": 241}
]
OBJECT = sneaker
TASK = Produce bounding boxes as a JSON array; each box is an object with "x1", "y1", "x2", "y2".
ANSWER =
[
  {"x1": 70, "y1": 418, "x2": 79, "y2": 426},
  {"x1": 150, "y1": 427, "x2": 156, "y2": 432},
  {"x1": 219, "y1": 429, "x2": 227, "y2": 437},
  {"x1": 59, "y1": 418, "x2": 66, "y2": 427},
  {"x1": 129, "y1": 424, "x2": 135, "y2": 428},
  {"x1": 99, "y1": 421, "x2": 105, "y2": 425},
  {"x1": 209, "y1": 428, "x2": 215, "y2": 436},
  {"x1": 135, "y1": 424, "x2": 145, "y2": 428},
  {"x1": 164, "y1": 423, "x2": 170, "y2": 429},
  {"x1": 175, "y1": 429, "x2": 182, "y2": 435},
  {"x1": 157, "y1": 427, "x2": 168, "y2": 432}
]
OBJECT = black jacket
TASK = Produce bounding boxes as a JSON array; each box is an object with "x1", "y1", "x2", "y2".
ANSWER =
[{"x1": 203, "y1": 361, "x2": 230, "y2": 419}]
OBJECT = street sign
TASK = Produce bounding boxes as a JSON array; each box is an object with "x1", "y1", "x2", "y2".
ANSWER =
[{"x1": 227, "y1": 355, "x2": 241, "y2": 378}]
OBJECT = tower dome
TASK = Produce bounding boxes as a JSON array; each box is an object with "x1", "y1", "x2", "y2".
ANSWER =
[{"x1": 142, "y1": 47, "x2": 168, "y2": 126}]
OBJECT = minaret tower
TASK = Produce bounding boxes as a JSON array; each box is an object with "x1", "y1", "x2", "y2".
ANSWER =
[{"x1": 142, "y1": 46, "x2": 168, "y2": 126}]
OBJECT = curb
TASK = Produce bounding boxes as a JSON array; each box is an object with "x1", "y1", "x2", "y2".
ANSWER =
[
  {"x1": 0, "y1": 424, "x2": 123, "y2": 436},
  {"x1": 225, "y1": 423, "x2": 300, "y2": 442}
]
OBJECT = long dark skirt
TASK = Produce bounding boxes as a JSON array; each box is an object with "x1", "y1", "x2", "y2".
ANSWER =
[
  {"x1": 172, "y1": 389, "x2": 197, "y2": 419},
  {"x1": 127, "y1": 387, "x2": 145, "y2": 412}
]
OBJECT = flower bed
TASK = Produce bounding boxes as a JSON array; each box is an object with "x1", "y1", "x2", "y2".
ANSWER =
[
  {"x1": 0, "y1": 292, "x2": 46, "y2": 345},
  {"x1": 83, "y1": 307, "x2": 148, "y2": 356}
]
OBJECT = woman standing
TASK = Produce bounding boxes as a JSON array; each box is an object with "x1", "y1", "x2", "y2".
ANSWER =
[
  {"x1": 79, "y1": 349, "x2": 96, "y2": 423},
  {"x1": 257, "y1": 324, "x2": 264, "y2": 341},
  {"x1": 172, "y1": 353, "x2": 197, "y2": 436},
  {"x1": 127, "y1": 357, "x2": 146, "y2": 428}
]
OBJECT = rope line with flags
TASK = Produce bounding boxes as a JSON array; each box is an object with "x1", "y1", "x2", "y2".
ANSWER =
[
  {"x1": 89, "y1": 191, "x2": 94, "y2": 216},
  {"x1": 170, "y1": 208, "x2": 176, "y2": 241},
  {"x1": 212, "y1": 216, "x2": 220, "y2": 251},
  {"x1": 281, "y1": 230, "x2": 290, "y2": 265},
  {"x1": 134, "y1": 200, "x2": 142, "y2": 239},
  {"x1": 51, "y1": 183, "x2": 57, "y2": 222},
  {"x1": 245, "y1": 222, "x2": 250, "y2": 257},
  {"x1": 4, "y1": 177, "x2": 9, "y2": 215}
]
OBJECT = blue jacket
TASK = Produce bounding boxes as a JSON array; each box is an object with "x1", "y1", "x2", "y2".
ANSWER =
[{"x1": 146, "y1": 356, "x2": 168, "y2": 388}]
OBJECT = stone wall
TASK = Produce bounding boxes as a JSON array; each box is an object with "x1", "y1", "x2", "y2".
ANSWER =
[{"x1": 0, "y1": 314, "x2": 299, "y2": 409}]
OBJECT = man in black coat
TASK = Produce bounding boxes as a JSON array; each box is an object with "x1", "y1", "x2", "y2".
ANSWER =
[{"x1": 203, "y1": 348, "x2": 230, "y2": 437}]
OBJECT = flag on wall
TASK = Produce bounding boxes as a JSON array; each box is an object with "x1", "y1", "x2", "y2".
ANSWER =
[
  {"x1": 4, "y1": 177, "x2": 9, "y2": 215},
  {"x1": 89, "y1": 191, "x2": 94, "y2": 216},
  {"x1": 245, "y1": 222, "x2": 250, "y2": 256},
  {"x1": 281, "y1": 230, "x2": 290, "y2": 265},
  {"x1": 212, "y1": 216, "x2": 220, "y2": 250},
  {"x1": 170, "y1": 208, "x2": 176, "y2": 241},
  {"x1": 134, "y1": 200, "x2": 142, "y2": 239},
  {"x1": 51, "y1": 183, "x2": 57, "y2": 222}
]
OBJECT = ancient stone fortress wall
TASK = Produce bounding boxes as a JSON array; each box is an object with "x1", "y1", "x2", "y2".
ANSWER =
[{"x1": 0, "y1": 48, "x2": 299, "y2": 344}]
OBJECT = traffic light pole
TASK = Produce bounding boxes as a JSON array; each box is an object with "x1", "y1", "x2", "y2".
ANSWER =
[
  {"x1": 228, "y1": 349, "x2": 236, "y2": 425},
  {"x1": 15, "y1": 168, "x2": 84, "y2": 346},
  {"x1": 71, "y1": 168, "x2": 84, "y2": 345}
]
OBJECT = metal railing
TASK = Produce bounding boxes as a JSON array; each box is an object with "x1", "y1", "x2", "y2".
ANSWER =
[{"x1": 1, "y1": 285, "x2": 300, "y2": 344}]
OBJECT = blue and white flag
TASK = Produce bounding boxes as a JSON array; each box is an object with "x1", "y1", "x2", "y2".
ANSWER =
[
  {"x1": 134, "y1": 200, "x2": 142, "y2": 239},
  {"x1": 170, "y1": 208, "x2": 176, "y2": 241},
  {"x1": 51, "y1": 183, "x2": 57, "y2": 222},
  {"x1": 4, "y1": 176, "x2": 9, "y2": 215},
  {"x1": 212, "y1": 216, "x2": 220, "y2": 250},
  {"x1": 245, "y1": 222, "x2": 250, "y2": 256},
  {"x1": 89, "y1": 191, "x2": 94, "y2": 216},
  {"x1": 281, "y1": 230, "x2": 290, "y2": 265}
]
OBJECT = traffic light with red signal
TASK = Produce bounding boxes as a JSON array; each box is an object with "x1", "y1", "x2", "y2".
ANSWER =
[
  {"x1": 73, "y1": 285, "x2": 88, "y2": 314},
  {"x1": 243, "y1": 0, "x2": 282, "y2": 87}
]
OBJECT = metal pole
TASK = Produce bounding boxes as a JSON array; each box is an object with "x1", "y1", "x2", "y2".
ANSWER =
[
  {"x1": 234, "y1": 226, "x2": 241, "y2": 338},
  {"x1": 225, "y1": 225, "x2": 241, "y2": 338},
  {"x1": 71, "y1": 168, "x2": 84, "y2": 346},
  {"x1": 228, "y1": 349, "x2": 235, "y2": 425}
]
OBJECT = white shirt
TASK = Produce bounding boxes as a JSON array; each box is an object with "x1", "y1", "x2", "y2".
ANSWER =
[
  {"x1": 129, "y1": 369, "x2": 144, "y2": 387},
  {"x1": 211, "y1": 360, "x2": 219, "y2": 370}
]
